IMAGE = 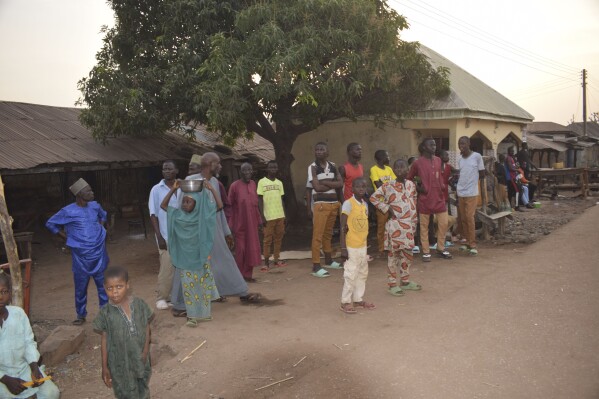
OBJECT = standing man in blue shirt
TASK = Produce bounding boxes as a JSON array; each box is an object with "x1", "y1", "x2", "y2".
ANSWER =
[{"x1": 46, "y1": 178, "x2": 109, "y2": 325}]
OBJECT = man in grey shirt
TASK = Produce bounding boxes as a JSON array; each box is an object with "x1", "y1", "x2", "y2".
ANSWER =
[{"x1": 456, "y1": 136, "x2": 485, "y2": 255}]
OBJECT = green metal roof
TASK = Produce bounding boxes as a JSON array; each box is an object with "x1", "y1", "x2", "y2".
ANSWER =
[{"x1": 409, "y1": 45, "x2": 534, "y2": 123}]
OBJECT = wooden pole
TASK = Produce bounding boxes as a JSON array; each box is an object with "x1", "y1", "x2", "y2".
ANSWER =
[
  {"x1": 480, "y1": 176, "x2": 490, "y2": 240},
  {"x1": 0, "y1": 174, "x2": 24, "y2": 308}
]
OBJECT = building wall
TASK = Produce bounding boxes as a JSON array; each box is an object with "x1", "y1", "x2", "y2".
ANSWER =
[{"x1": 290, "y1": 117, "x2": 525, "y2": 202}]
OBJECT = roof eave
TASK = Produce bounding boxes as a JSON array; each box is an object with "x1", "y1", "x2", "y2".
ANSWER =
[{"x1": 404, "y1": 108, "x2": 533, "y2": 124}]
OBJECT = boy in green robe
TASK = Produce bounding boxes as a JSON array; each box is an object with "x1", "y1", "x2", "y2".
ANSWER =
[{"x1": 93, "y1": 267, "x2": 153, "y2": 399}]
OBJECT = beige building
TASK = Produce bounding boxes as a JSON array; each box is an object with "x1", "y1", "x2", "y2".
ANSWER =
[{"x1": 291, "y1": 45, "x2": 534, "y2": 201}]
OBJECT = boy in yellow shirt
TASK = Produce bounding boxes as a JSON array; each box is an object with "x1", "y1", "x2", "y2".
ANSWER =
[
  {"x1": 339, "y1": 178, "x2": 376, "y2": 314},
  {"x1": 369, "y1": 150, "x2": 396, "y2": 256}
]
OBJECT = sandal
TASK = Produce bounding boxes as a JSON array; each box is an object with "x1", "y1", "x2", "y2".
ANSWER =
[
  {"x1": 469, "y1": 248, "x2": 478, "y2": 256},
  {"x1": 240, "y1": 293, "x2": 262, "y2": 303},
  {"x1": 172, "y1": 309, "x2": 187, "y2": 318},
  {"x1": 459, "y1": 244, "x2": 470, "y2": 251},
  {"x1": 422, "y1": 254, "x2": 432, "y2": 262},
  {"x1": 260, "y1": 265, "x2": 269, "y2": 273},
  {"x1": 311, "y1": 268, "x2": 330, "y2": 278},
  {"x1": 340, "y1": 303, "x2": 357, "y2": 314},
  {"x1": 212, "y1": 296, "x2": 227, "y2": 303},
  {"x1": 400, "y1": 281, "x2": 422, "y2": 291},
  {"x1": 185, "y1": 318, "x2": 198, "y2": 328},
  {"x1": 72, "y1": 317, "x2": 86, "y2": 326},
  {"x1": 273, "y1": 260, "x2": 287, "y2": 267},
  {"x1": 388, "y1": 286, "x2": 405, "y2": 296},
  {"x1": 324, "y1": 261, "x2": 343, "y2": 270},
  {"x1": 436, "y1": 250, "x2": 453, "y2": 259},
  {"x1": 366, "y1": 255, "x2": 374, "y2": 262},
  {"x1": 354, "y1": 301, "x2": 376, "y2": 310}
]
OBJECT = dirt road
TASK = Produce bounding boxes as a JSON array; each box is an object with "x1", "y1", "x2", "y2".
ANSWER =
[{"x1": 30, "y1": 202, "x2": 599, "y2": 398}]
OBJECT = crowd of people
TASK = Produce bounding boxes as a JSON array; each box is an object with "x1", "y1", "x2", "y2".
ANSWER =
[{"x1": 0, "y1": 136, "x2": 540, "y2": 398}]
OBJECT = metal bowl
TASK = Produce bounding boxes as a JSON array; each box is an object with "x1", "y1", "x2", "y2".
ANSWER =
[{"x1": 179, "y1": 179, "x2": 204, "y2": 192}]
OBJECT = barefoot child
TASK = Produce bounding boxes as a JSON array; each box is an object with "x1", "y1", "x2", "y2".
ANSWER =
[
  {"x1": 93, "y1": 267, "x2": 153, "y2": 399},
  {"x1": 161, "y1": 179, "x2": 222, "y2": 327},
  {"x1": 0, "y1": 272, "x2": 60, "y2": 399},
  {"x1": 339, "y1": 178, "x2": 375, "y2": 314},
  {"x1": 370, "y1": 159, "x2": 422, "y2": 296}
]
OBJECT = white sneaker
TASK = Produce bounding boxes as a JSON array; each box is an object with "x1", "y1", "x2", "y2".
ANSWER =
[{"x1": 156, "y1": 300, "x2": 169, "y2": 310}]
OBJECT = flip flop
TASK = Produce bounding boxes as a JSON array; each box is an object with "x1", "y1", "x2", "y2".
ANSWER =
[
  {"x1": 422, "y1": 254, "x2": 432, "y2": 262},
  {"x1": 185, "y1": 318, "x2": 198, "y2": 328},
  {"x1": 412, "y1": 246, "x2": 421, "y2": 254},
  {"x1": 311, "y1": 268, "x2": 330, "y2": 278},
  {"x1": 340, "y1": 303, "x2": 357, "y2": 314},
  {"x1": 400, "y1": 281, "x2": 422, "y2": 291},
  {"x1": 366, "y1": 255, "x2": 374, "y2": 262},
  {"x1": 354, "y1": 301, "x2": 376, "y2": 309},
  {"x1": 273, "y1": 260, "x2": 288, "y2": 267},
  {"x1": 459, "y1": 245, "x2": 471, "y2": 252},
  {"x1": 469, "y1": 248, "x2": 478, "y2": 256},
  {"x1": 260, "y1": 265, "x2": 269, "y2": 273},
  {"x1": 240, "y1": 293, "x2": 262, "y2": 303},
  {"x1": 172, "y1": 309, "x2": 187, "y2": 317},
  {"x1": 212, "y1": 296, "x2": 227, "y2": 303},
  {"x1": 324, "y1": 261, "x2": 343, "y2": 269},
  {"x1": 388, "y1": 286, "x2": 405, "y2": 296}
]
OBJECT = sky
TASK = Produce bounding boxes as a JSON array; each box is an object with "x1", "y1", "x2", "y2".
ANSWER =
[{"x1": 0, "y1": 0, "x2": 598, "y2": 125}]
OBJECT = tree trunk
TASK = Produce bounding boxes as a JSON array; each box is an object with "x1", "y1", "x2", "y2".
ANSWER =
[
  {"x1": 271, "y1": 134, "x2": 301, "y2": 222},
  {"x1": 0, "y1": 174, "x2": 24, "y2": 308}
]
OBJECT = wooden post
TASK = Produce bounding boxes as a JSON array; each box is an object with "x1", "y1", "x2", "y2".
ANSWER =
[
  {"x1": 0, "y1": 174, "x2": 24, "y2": 308},
  {"x1": 480, "y1": 176, "x2": 491, "y2": 240}
]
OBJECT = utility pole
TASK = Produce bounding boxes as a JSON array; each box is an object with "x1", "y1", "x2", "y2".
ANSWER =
[{"x1": 582, "y1": 69, "x2": 587, "y2": 137}]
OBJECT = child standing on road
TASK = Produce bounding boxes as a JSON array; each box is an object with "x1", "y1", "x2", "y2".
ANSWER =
[
  {"x1": 370, "y1": 160, "x2": 422, "y2": 296},
  {"x1": 257, "y1": 160, "x2": 287, "y2": 271},
  {"x1": 339, "y1": 178, "x2": 376, "y2": 314},
  {"x1": 93, "y1": 267, "x2": 153, "y2": 399}
]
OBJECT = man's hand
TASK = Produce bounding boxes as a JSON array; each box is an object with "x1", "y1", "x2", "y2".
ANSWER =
[
  {"x1": 225, "y1": 235, "x2": 234, "y2": 250},
  {"x1": 102, "y1": 366, "x2": 112, "y2": 388},
  {"x1": 157, "y1": 236, "x2": 167, "y2": 250},
  {"x1": 0, "y1": 375, "x2": 26, "y2": 395},
  {"x1": 29, "y1": 363, "x2": 43, "y2": 387}
]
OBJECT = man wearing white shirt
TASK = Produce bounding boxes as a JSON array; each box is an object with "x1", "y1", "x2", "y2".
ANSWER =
[
  {"x1": 148, "y1": 160, "x2": 179, "y2": 309},
  {"x1": 456, "y1": 137, "x2": 485, "y2": 256}
]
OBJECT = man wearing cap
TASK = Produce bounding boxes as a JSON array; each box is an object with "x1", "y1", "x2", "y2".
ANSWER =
[
  {"x1": 46, "y1": 178, "x2": 109, "y2": 325},
  {"x1": 148, "y1": 160, "x2": 179, "y2": 310}
]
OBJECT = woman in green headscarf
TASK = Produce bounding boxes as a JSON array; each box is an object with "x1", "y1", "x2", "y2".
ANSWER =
[{"x1": 161, "y1": 180, "x2": 223, "y2": 327}]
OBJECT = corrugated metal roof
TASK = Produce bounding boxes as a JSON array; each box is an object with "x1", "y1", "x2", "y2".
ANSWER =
[
  {"x1": 568, "y1": 122, "x2": 599, "y2": 139},
  {"x1": 0, "y1": 102, "x2": 277, "y2": 171},
  {"x1": 527, "y1": 121, "x2": 576, "y2": 135},
  {"x1": 415, "y1": 45, "x2": 534, "y2": 123},
  {"x1": 526, "y1": 134, "x2": 568, "y2": 152},
  {"x1": 0, "y1": 101, "x2": 260, "y2": 171}
]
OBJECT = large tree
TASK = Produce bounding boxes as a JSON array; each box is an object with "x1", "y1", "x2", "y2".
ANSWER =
[{"x1": 79, "y1": 0, "x2": 450, "y2": 215}]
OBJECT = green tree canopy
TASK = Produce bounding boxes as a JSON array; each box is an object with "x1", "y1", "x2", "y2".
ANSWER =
[{"x1": 78, "y1": 0, "x2": 450, "y2": 214}]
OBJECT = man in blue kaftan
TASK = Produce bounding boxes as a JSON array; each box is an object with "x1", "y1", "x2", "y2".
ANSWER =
[{"x1": 46, "y1": 178, "x2": 109, "y2": 325}]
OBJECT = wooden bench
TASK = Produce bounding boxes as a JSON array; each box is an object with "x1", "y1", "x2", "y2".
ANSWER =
[{"x1": 476, "y1": 210, "x2": 512, "y2": 236}]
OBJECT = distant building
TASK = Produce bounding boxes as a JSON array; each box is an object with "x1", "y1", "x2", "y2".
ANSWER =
[{"x1": 290, "y1": 45, "x2": 534, "y2": 201}]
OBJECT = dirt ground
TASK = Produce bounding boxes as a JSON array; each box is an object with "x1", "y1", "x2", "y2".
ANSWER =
[{"x1": 22, "y1": 196, "x2": 599, "y2": 399}]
